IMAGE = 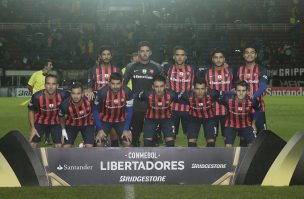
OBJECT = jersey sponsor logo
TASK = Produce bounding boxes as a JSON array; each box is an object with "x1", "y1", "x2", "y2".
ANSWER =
[
  {"x1": 238, "y1": 107, "x2": 242, "y2": 112},
  {"x1": 218, "y1": 75, "x2": 222, "y2": 80},
  {"x1": 169, "y1": 77, "x2": 191, "y2": 83},
  {"x1": 142, "y1": 69, "x2": 147, "y2": 74},
  {"x1": 105, "y1": 94, "x2": 129, "y2": 109},
  {"x1": 97, "y1": 80, "x2": 108, "y2": 84},
  {"x1": 245, "y1": 80, "x2": 259, "y2": 84},
  {"x1": 209, "y1": 81, "x2": 231, "y2": 85},
  {"x1": 133, "y1": 75, "x2": 153, "y2": 79},
  {"x1": 40, "y1": 105, "x2": 59, "y2": 112}
]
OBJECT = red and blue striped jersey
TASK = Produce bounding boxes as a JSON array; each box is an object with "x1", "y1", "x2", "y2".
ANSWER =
[
  {"x1": 165, "y1": 64, "x2": 195, "y2": 112},
  {"x1": 139, "y1": 89, "x2": 178, "y2": 119},
  {"x1": 237, "y1": 64, "x2": 267, "y2": 112},
  {"x1": 205, "y1": 66, "x2": 233, "y2": 116},
  {"x1": 88, "y1": 65, "x2": 121, "y2": 91},
  {"x1": 58, "y1": 97, "x2": 93, "y2": 126},
  {"x1": 223, "y1": 95, "x2": 258, "y2": 128},
  {"x1": 182, "y1": 92, "x2": 214, "y2": 119},
  {"x1": 95, "y1": 85, "x2": 133, "y2": 123},
  {"x1": 28, "y1": 89, "x2": 70, "y2": 125}
]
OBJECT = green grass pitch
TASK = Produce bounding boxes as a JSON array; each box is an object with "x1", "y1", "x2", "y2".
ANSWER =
[{"x1": 0, "y1": 96, "x2": 303, "y2": 198}]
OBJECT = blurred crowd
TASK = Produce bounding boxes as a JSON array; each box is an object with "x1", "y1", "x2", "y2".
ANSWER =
[{"x1": 0, "y1": 0, "x2": 303, "y2": 84}]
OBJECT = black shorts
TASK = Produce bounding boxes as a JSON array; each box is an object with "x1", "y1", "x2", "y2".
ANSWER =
[
  {"x1": 187, "y1": 117, "x2": 217, "y2": 140},
  {"x1": 64, "y1": 125, "x2": 95, "y2": 145},
  {"x1": 225, "y1": 126, "x2": 255, "y2": 145},
  {"x1": 143, "y1": 118, "x2": 175, "y2": 139},
  {"x1": 32, "y1": 124, "x2": 61, "y2": 144}
]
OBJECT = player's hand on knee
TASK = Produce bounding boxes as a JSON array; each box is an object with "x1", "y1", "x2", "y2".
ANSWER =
[
  {"x1": 29, "y1": 128, "x2": 39, "y2": 141},
  {"x1": 95, "y1": 130, "x2": 107, "y2": 143},
  {"x1": 122, "y1": 130, "x2": 132, "y2": 145},
  {"x1": 84, "y1": 89, "x2": 95, "y2": 101},
  {"x1": 61, "y1": 128, "x2": 68, "y2": 144}
]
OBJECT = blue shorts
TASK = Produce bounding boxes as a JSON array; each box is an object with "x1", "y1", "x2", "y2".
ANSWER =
[
  {"x1": 64, "y1": 125, "x2": 95, "y2": 145},
  {"x1": 187, "y1": 117, "x2": 217, "y2": 140},
  {"x1": 101, "y1": 122, "x2": 125, "y2": 143},
  {"x1": 143, "y1": 118, "x2": 175, "y2": 139},
  {"x1": 172, "y1": 111, "x2": 190, "y2": 135},
  {"x1": 32, "y1": 124, "x2": 62, "y2": 144},
  {"x1": 225, "y1": 126, "x2": 255, "y2": 145}
]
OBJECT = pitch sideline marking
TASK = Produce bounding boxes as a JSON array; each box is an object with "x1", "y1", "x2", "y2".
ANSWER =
[
  {"x1": 19, "y1": 99, "x2": 31, "y2": 106},
  {"x1": 125, "y1": 184, "x2": 135, "y2": 199}
]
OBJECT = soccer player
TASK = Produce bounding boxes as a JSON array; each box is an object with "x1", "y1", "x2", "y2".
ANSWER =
[
  {"x1": 122, "y1": 52, "x2": 139, "y2": 89},
  {"x1": 86, "y1": 45, "x2": 121, "y2": 147},
  {"x1": 138, "y1": 75, "x2": 176, "y2": 147},
  {"x1": 58, "y1": 82, "x2": 95, "y2": 148},
  {"x1": 205, "y1": 49, "x2": 233, "y2": 142},
  {"x1": 215, "y1": 80, "x2": 260, "y2": 147},
  {"x1": 27, "y1": 58, "x2": 54, "y2": 145},
  {"x1": 236, "y1": 44, "x2": 268, "y2": 134},
  {"x1": 28, "y1": 74, "x2": 69, "y2": 148},
  {"x1": 165, "y1": 46, "x2": 195, "y2": 137},
  {"x1": 181, "y1": 78, "x2": 217, "y2": 147},
  {"x1": 123, "y1": 41, "x2": 163, "y2": 146},
  {"x1": 86, "y1": 45, "x2": 121, "y2": 98},
  {"x1": 93, "y1": 72, "x2": 133, "y2": 147}
]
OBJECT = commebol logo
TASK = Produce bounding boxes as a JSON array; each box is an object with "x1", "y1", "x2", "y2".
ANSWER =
[{"x1": 56, "y1": 164, "x2": 93, "y2": 171}]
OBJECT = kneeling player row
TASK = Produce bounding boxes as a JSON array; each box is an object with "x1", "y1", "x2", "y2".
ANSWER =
[{"x1": 28, "y1": 73, "x2": 259, "y2": 148}]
